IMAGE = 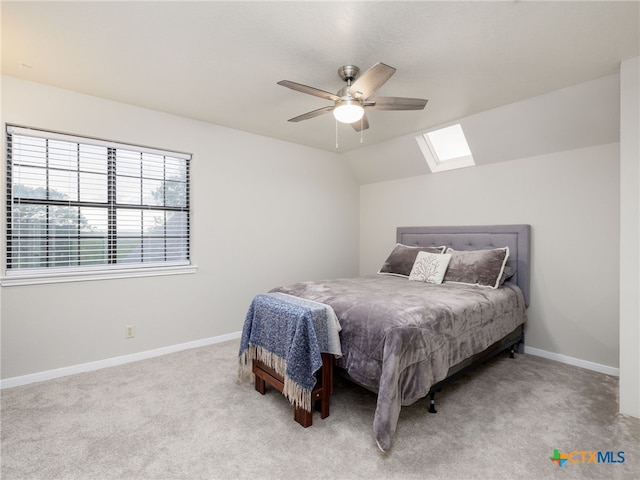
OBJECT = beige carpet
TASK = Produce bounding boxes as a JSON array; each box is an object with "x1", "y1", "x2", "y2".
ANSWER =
[{"x1": 1, "y1": 339, "x2": 638, "y2": 479}]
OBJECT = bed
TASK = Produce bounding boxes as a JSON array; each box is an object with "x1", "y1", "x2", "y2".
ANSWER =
[{"x1": 256, "y1": 224, "x2": 531, "y2": 451}]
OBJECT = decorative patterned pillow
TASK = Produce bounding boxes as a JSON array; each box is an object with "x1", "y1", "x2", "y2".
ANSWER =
[
  {"x1": 409, "y1": 251, "x2": 452, "y2": 284},
  {"x1": 378, "y1": 243, "x2": 447, "y2": 278},
  {"x1": 443, "y1": 247, "x2": 510, "y2": 289}
]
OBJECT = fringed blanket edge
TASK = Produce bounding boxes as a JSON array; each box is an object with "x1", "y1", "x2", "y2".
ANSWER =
[{"x1": 239, "y1": 344, "x2": 314, "y2": 412}]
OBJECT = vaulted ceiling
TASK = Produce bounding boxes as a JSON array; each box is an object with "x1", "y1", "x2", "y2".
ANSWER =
[{"x1": 2, "y1": 1, "x2": 639, "y2": 153}]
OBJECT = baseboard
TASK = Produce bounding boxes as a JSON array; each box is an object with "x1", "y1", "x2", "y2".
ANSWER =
[
  {"x1": 1, "y1": 334, "x2": 618, "y2": 389},
  {"x1": 524, "y1": 346, "x2": 620, "y2": 376},
  {"x1": 0, "y1": 331, "x2": 242, "y2": 390}
]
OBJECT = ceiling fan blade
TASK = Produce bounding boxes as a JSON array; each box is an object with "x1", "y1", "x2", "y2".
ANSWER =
[
  {"x1": 365, "y1": 97, "x2": 428, "y2": 110},
  {"x1": 287, "y1": 105, "x2": 335, "y2": 122},
  {"x1": 277, "y1": 80, "x2": 340, "y2": 102},
  {"x1": 348, "y1": 62, "x2": 396, "y2": 99},
  {"x1": 350, "y1": 113, "x2": 370, "y2": 132}
]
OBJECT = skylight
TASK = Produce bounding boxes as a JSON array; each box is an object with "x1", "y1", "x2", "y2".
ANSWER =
[{"x1": 416, "y1": 123, "x2": 475, "y2": 173}]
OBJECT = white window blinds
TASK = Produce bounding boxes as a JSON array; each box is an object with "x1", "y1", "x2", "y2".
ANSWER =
[{"x1": 5, "y1": 126, "x2": 191, "y2": 276}]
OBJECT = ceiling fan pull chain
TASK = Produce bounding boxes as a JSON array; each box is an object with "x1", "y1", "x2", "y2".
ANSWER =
[
  {"x1": 360, "y1": 118, "x2": 364, "y2": 144},
  {"x1": 335, "y1": 119, "x2": 339, "y2": 149}
]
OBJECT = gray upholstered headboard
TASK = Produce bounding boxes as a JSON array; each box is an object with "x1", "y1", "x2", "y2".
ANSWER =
[{"x1": 396, "y1": 224, "x2": 531, "y2": 306}]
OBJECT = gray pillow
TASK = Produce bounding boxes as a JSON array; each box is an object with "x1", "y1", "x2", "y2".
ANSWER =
[
  {"x1": 499, "y1": 265, "x2": 515, "y2": 286},
  {"x1": 378, "y1": 243, "x2": 446, "y2": 278},
  {"x1": 443, "y1": 247, "x2": 510, "y2": 289}
]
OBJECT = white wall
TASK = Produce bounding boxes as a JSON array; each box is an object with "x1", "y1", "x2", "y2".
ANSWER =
[
  {"x1": 619, "y1": 56, "x2": 640, "y2": 417},
  {"x1": 0, "y1": 76, "x2": 360, "y2": 380},
  {"x1": 360, "y1": 144, "x2": 621, "y2": 370}
]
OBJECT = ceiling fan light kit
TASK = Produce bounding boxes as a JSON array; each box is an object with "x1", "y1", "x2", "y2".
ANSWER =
[
  {"x1": 278, "y1": 62, "x2": 428, "y2": 139},
  {"x1": 333, "y1": 99, "x2": 364, "y2": 123}
]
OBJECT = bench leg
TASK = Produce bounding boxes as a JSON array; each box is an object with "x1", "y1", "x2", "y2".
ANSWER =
[
  {"x1": 253, "y1": 361, "x2": 266, "y2": 395},
  {"x1": 294, "y1": 405, "x2": 313, "y2": 427},
  {"x1": 319, "y1": 353, "x2": 332, "y2": 419}
]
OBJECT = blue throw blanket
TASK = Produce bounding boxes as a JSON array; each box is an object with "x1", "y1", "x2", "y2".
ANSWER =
[{"x1": 238, "y1": 292, "x2": 340, "y2": 412}]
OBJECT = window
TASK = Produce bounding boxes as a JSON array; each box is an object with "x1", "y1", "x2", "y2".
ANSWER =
[
  {"x1": 416, "y1": 123, "x2": 475, "y2": 173},
  {"x1": 4, "y1": 126, "x2": 193, "y2": 285}
]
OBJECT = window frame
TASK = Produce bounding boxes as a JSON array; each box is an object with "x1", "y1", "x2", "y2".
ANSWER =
[{"x1": 2, "y1": 125, "x2": 196, "y2": 286}]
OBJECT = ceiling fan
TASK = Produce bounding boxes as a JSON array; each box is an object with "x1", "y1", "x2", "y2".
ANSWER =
[{"x1": 277, "y1": 62, "x2": 428, "y2": 132}]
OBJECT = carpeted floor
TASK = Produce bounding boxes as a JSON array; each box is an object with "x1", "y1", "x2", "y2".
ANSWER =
[{"x1": 1, "y1": 339, "x2": 638, "y2": 479}]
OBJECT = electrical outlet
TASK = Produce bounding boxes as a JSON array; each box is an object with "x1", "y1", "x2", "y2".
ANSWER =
[{"x1": 125, "y1": 325, "x2": 135, "y2": 338}]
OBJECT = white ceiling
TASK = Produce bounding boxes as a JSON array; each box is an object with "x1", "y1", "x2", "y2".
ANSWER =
[{"x1": 2, "y1": 1, "x2": 639, "y2": 154}]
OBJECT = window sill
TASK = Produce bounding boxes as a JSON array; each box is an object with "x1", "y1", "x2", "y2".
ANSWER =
[{"x1": 1, "y1": 264, "x2": 198, "y2": 286}]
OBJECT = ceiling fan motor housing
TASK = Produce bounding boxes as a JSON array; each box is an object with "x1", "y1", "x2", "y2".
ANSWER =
[{"x1": 337, "y1": 85, "x2": 362, "y2": 101}]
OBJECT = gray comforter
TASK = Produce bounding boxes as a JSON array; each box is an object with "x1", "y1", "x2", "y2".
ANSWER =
[{"x1": 271, "y1": 274, "x2": 527, "y2": 451}]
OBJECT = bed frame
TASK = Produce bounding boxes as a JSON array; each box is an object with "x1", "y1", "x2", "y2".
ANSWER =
[
  {"x1": 252, "y1": 224, "x2": 531, "y2": 424},
  {"x1": 396, "y1": 224, "x2": 531, "y2": 412}
]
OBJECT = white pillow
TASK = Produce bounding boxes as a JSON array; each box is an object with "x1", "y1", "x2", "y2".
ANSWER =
[{"x1": 408, "y1": 251, "x2": 452, "y2": 284}]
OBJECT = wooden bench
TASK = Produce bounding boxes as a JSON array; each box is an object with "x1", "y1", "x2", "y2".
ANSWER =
[{"x1": 252, "y1": 352, "x2": 334, "y2": 427}]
